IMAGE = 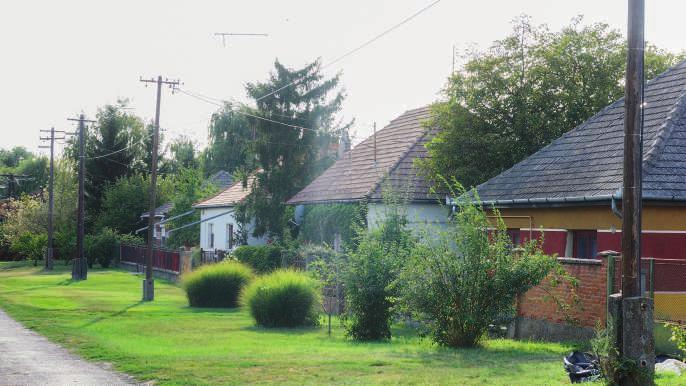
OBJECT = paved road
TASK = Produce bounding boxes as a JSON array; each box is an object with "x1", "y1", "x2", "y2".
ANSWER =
[{"x1": 0, "y1": 309, "x2": 137, "y2": 385}]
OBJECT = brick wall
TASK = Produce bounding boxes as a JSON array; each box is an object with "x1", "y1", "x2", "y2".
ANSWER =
[{"x1": 518, "y1": 257, "x2": 607, "y2": 328}]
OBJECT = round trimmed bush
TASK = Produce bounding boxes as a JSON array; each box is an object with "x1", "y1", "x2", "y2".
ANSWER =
[
  {"x1": 182, "y1": 261, "x2": 254, "y2": 308},
  {"x1": 241, "y1": 269, "x2": 320, "y2": 328}
]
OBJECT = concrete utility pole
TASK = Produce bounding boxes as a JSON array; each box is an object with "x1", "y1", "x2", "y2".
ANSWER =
[
  {"x1": 39, "y1": 127, "x2": 66, "y2": 270},
  {"x1": 68, "y1": 115, "x2": 93, "y2": 281},
  {"x1": 615, "y1": 0, "x2": 655, "y2": 384},
  {"x1": 139, "y1": 76, "x2": 180, "y2": 301}
]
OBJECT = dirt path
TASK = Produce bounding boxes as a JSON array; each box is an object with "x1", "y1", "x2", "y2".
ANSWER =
[{"x1": 0, "y1": 309, "x2": 137, "y2": 385}]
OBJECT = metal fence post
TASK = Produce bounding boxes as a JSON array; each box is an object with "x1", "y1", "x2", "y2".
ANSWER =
[{"x1": 649, "y1": 257, "x2": 654, "y2": 299}]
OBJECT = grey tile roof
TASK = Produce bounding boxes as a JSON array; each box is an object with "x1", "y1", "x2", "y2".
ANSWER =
[
  {"x1": 140, "y1": 202, "x2": 174, "y2": 218},
  {"x1": 208, "y1": 170, "x2": 233, "y2": 189},
  {"x1": 287, "y1": 107, "x2": 447, "y2": 204},
  {"x1": 477, "y1": 60, "x2": 686, "y2": 205}
]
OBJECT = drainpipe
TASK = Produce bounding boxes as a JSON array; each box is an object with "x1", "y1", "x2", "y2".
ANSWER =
[{"x1": 611, "y1": 192, "x2": 623, "y2": 219}]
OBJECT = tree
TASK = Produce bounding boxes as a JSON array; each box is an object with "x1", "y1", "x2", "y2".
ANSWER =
[
  {"x1": 239, "y1": 59, "x2": 350, "y2": 238},
  {"x1": 0, "y1": 147, "x2": 48, "y2": 198},
  {"x1": 65, "y1": 100, "x2": 149, "y2": 215},
  {"x1": 165, "y1": 168, "x2": 217, "y2": 249},
  {"x1": 166, "y1": 136, "x2": 198, "y2": 173},
  {"x1": 203, "y1": 104, "x2": 256, "y2": 176},
  {"x1": 420, "y1": 16, "x2": 685, "y2": 188},
  {"x1": 96, "y1": 174, "x2": 170, "y2": 235}
]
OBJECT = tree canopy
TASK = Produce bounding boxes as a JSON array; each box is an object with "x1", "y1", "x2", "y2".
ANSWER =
[
  {"x1": 238, "y1": 59, "x2": 350, "y2": 238},
  {"x1": 420, "y1": 16, "x2": 685, "y2": 188}
]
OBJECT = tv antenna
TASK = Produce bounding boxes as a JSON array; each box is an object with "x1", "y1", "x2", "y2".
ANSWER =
[{"x1": 214, "y1": 32, "x2": 268, "y2": 47}]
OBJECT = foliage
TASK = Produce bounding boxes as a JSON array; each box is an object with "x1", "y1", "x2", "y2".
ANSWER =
[
  {"x1": 96, "y1": 174, "x2": 168, "y2": 235},
  {"x1": 305, "y1": 244, "x2": 347, "y2": 313},
  {"x1": 299, "y1": 203, "x2": 365, "y2": 246},
  {"x1": 166, "y1": 136, "x2": 199, "y2": 174},
  {"x1": 231, "y1": 245, "x2": 283, "y2": 274},
  {"x1": 65, "y1": 100, "x2": 150, "y2": 218},
  {"x1": 343, "y1": 190, "x2": 414, "y2": 341},
  {"x1": 420, "y1": 16, "x2": 685, "y2": 188},
  {"x1": 0, "y1": 146, "x2": 48, "y2": 198},
  {"x1": 239, "y1": 59, "x2": 351, "y2": 239},
  {"x1": 241, "y1": 269, "x2": 320, "y2": 328},
  {"x1": 591, "y1": 321, "x2": 654, "y2": 385},
  {"x1": 400, "y1": 183, "x2": 558, "y2": 347},
  {"x1": 9, "y1": 232, "x2": 47, "y2": 264},
  {"x1": 203, "y1": 105, "x2": 256, "y2": 177},
  {"x1": 85, "y1": 227, "x2": 122, "y2": 268},
  {"x1": 165, "y1": 168, "x2": 218, "y2": 249},
  {"x1": 667, "y1": 322, "x2": 686, "y2": 361},
  {"x1": 182, "y1": 261, "x2": 254, "y2": 308}
]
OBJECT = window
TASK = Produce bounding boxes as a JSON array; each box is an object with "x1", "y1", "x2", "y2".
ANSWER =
[
  {"x1": 506, "y1": 228, "x2": 521, "y2": 246},
  {"x1": 573, "y1": 230, "x2": 597, "y2": 259},
  {"x1": 226, "y1": 224, "x2": 234, "y2": 250},
  {"x1": 208, "y1": 223, "x2": 214, "y2": 249}
]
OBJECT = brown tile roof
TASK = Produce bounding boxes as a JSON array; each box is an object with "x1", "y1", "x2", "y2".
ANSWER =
[
  {"x1": 287, "y1": 106, "x2": 446, "y2": 205},
  {"x1": 193, "y1": 175, "x2": 256, "y2": 209}
]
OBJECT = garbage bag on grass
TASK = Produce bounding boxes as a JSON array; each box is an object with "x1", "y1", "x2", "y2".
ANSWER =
[{"x1": 563, "y1": 351, "x2": 602, "y2": 383}]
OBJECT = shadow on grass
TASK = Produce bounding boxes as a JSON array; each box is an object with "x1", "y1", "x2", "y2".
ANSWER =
[
  {"x1": 81, "y1": 301, "x2": 144, "y2": 328},
  {"x1": 185, "y1": 306, "x2": 242, "y2": 314},
  {"x1": 241, "y1": 324, "x2": 323, "y2": 336}
]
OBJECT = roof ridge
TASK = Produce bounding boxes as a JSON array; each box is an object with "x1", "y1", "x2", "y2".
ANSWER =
[{"x1": 643, "y1": 87, "x2": 686, "y2": 169}]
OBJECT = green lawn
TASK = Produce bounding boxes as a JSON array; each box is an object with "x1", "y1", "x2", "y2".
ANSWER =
[{"x1": 0, "y1": 261, "x2": 683, "y2": 385}]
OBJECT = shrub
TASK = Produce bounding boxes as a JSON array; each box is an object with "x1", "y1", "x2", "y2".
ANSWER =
[
  {"x1": 10, "y1": 232, "x2": 47, "y2": 264},
  {"x1": 400, "y1": 184, "x2": 559, "y2": 347},
  {"x1": 182, "y1": 261, "x2": 254, "y2": 308},
  {"x1": 85, "y1": 228, "x2": 119, "y2": 268},
  {"x1": 343, "y1": 190, "x2": 414, "y2": 341},
  {"x1": 668, "y1": 322, "x2": 686, "y2": 360},
  {"x1": 241, "y1": 269, "x2": 320, "y2": 327},
  {"x1": 232, "y1": 245, "x2": 283, "y2": 273}
]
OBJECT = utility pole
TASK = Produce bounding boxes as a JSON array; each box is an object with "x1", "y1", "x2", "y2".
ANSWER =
[
  {"x1": 140, "y1": 76, "x2": 180, "y2": 301},
  {"x1": 68, "y1": 115, "x2": 93, "y2": 280},
  {"x1": 615, "y1": 0, "x2": 654, "y2": 383},
  {"x1": 373, "y1": 122, "x2": 377, "y2": 170},
  {"x1": 39, "y1": 127, "x2": 66, "y2": 270}
]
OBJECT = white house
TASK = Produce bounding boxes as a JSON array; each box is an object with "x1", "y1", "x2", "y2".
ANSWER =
[
  {"x1": 193, "y1": 175, "x2": 267, "y2": 251},
  {"x1": 288, "y1": 106, "x2": 450, "y2": 235}
]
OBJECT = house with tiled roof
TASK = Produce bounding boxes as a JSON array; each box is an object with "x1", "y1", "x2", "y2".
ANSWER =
[
  {"x1": 475, "y1": 60, "x2": 686, "y2": 342},
  {"x1": 193, "y1": 174, "x2": 266, "y2": 251},
  {"x1": 288, "y1": 106, "x2": 449, "y2": 237}
]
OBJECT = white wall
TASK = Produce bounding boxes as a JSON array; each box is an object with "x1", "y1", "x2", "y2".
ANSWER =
[
  {"x1": 366, "y1": 202, "x2": 450, "y2": 235},
  {"x1": 199, "y1": 207, "x2": 267, "y2": 251}
]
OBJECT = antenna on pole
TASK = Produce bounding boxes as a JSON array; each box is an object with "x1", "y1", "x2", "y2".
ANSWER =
[{"x1": 213, "y1": 32, "x2": 268, "y2": 47}]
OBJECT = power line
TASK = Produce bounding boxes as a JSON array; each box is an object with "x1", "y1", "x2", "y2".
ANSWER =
[{"x1": 253, "y1": 0, "x2": 442, "y2": 103}]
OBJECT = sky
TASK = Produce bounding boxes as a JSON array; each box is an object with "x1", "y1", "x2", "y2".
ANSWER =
[{"x1": 1, "y1": 0, "x2": 685, "y2": 156}]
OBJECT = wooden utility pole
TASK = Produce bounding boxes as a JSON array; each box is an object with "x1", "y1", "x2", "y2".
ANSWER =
[
  {"x1": 622, "y1": 0, "x2": 644, "y2": 298},
  {"x1": 39, "y1": 127, "x2": 66, "y2": 270},
  {"x1": 68, "y1": 115, "x2": 93, "y2": 280},
  {"x1": 0, "y1": 174, "x2": 28, "y2": 200},
  {"x1": 140, "y1": 76, "x2": 180, "y2": 301},
  {"x1": 616, "y1": 1, "x2": 654, "y2": 383}
]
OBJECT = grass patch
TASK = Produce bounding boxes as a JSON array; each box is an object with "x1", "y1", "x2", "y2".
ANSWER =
[{"x1": 0, "y1": 263, "x2": 682, "y2": 385}]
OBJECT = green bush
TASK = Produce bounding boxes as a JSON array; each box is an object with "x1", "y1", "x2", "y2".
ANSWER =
[
  {"x1": 232, "y1": 245, "x2": 283, "y2": 273},
  {"x1": 400, "y1": 184, "x2": 560, "y2": 347},
  {"x1": 182, "y1": 261, "x2": 254, "y2": 308},
  {"x1": 85, "y1": 228, "x2": 119, "y2": 268},
  {"x1": 10, "y1": 232, "x2": 47, "y2": 264},
  {"x1": 241, "y1": 269, "x2": 320, "y2": 327}
]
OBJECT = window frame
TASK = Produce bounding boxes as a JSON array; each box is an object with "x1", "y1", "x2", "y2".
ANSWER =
[{"x1": 572, "y1": 230, "x2": 598, "y2": 259}]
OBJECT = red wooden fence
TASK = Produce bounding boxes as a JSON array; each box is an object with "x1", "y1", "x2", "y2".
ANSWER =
[{"x1": 120, "y1": 244, "x2": 180, "y2": 273}]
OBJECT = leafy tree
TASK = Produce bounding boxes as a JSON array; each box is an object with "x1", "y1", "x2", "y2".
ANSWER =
[
  {"x1": 239, "y1": 59, "x2": 350, "y2": 238},
  {"x1": 203, "y1": 104, "x2": 256, "y2": 176},
  {"x1": 165, "y1": 168, "x2": 218, "y2": 249},
  {"x1": 97, "y1": 174, "x2": 170, "y2": 235},
  {"x1": 420, "y1": 16, "x2": 685, "y2": 188},
  {"x1": 0, "y1": 147, "x2": 31, "y2": 168},
  {"x1": 166, "y1": 136, "x2": 198, "y2": 173},
  {"x1": 65, "y1": 100, "x2": 149, "y2": 216},
  {"x1": 0, "y1": 147, "x2": 48, "y2": 198}
]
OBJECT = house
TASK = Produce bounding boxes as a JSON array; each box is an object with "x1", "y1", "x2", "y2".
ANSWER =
[
  {"x1": 288, "y1": 106, "x2": 449, "y2": 239},
  {"x1": 474, "y1": 60, "x2": 686, "y2": 341},
  {"x1": 193, "y1": 174, "x2": 267, "y2": 251},
  {"x1": 140, "y1": 202, "x2": 174, "y2": 246},
  {"x1": 139, "y1": 170, "x2": 233, "y2": 246}
]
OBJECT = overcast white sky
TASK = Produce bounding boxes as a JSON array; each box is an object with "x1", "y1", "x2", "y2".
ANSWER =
[{"x1": 1, "y1": 0, "x2": 685, "y2": 156}]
